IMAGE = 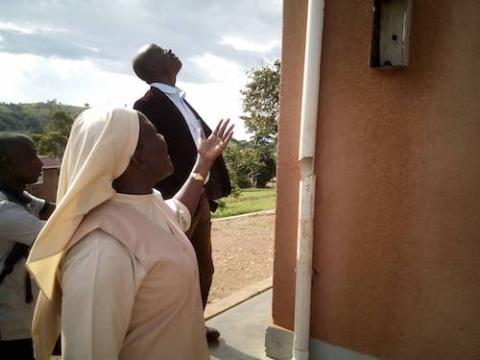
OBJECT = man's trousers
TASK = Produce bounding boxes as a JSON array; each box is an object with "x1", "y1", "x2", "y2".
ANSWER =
[{"x1": 186, "y1": 194, "x2": 214, "y2": 309}]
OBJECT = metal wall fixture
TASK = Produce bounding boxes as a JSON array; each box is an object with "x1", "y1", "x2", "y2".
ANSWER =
[{"x1": 370, "y1": 0, "x2": 413, "y2": 68}]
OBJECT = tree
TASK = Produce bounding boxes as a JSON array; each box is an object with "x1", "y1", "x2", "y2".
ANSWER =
[
  {"x1": 223, "y1": 138, "x2": 277, "y2": 189},
  {"x1": 240, "y1": 60, "x2": 280, "y2": 144},
  {"x1": 32, "y1": 111, "x2": 73, "y2": 159},
  {"x1": 223, "y1": 140, "x2": 258, "y2": 189},
  {"x1": 234, "y1": 60, "x2": 280, "y2": 188},
  {"x1": 0, "y1": 103, "x2": 42, "y2": 133},
  {"x1": 250, "y1": 142, "x2": 276, "y2": 188}
]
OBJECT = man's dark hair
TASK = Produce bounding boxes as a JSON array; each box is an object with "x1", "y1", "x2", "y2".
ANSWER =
[
  {"x1": 0, "y1": 133, "x2": 33, "y2": 173},
  {"x1": 132, "y1": 44, "x2": 160, "y2": 84}
]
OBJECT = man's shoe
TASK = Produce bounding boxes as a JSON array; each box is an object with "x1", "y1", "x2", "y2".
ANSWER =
[{"x1": 206, "y1": 326, "x2": 220, "y2": 343}]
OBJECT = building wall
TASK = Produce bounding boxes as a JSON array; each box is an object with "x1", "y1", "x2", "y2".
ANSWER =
[{"x1": 273, "y1": 1, "x2": 480, "y2": 359}]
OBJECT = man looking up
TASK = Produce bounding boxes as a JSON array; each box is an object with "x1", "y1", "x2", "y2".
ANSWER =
[
  {"x1": 0, "y1": 133, "x2": 54, "y2": 359},
  {"x1": 132, "y1": 44, "x2": 231, "y2": 343}
]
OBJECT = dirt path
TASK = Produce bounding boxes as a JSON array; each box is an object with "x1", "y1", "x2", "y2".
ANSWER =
[{"x1": 207, "y1": 212, "x2": 275, "y2": 305}]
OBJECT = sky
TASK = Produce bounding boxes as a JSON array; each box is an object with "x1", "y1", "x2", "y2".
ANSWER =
[{"x1": 0, "y1": 0, "x2": 282, "y2": 139}]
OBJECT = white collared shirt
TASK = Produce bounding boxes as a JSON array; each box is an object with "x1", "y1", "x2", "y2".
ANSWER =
[{"x1": 151, "y1": 82, "x2": 205, "y2": 145}]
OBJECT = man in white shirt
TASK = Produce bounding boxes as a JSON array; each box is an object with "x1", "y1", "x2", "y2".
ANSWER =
[
  {"x1": 0, "y1": 133, "x2": 54, "y2": 359},
  {"x1": 133, "y1": 44, "x2": 232, "y2": 343}
]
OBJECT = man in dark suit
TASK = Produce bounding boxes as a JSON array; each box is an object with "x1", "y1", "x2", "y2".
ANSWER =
[{"x1": 132, "y1": 44, "x2": 231, "y2": 343}]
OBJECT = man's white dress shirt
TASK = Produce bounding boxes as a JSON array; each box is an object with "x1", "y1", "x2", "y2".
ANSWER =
[{"x1": 151, "y1": 82, "x2": 205, "y2": 144}]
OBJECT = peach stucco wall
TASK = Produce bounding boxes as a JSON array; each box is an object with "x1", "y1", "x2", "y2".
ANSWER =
[{"x1": 273, "y1": 1, "x2": 480, "y2": 359}]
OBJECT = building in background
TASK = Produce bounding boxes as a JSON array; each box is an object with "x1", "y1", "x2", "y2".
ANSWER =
[
  {"x1": 267, "y1": 1, "x2": 480, "y2": 359},
  {"x1": 28, "y1": 155, "x2": 60, "y2": 203}
]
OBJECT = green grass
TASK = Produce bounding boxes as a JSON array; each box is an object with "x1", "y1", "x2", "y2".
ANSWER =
[{"x1": 212, "y1": 188, "x2": 277, "y2": 219}]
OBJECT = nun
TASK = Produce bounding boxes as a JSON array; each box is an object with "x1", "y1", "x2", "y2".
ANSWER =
[{"x1": 26, "y1": 108, "x2": 233, "y2": 359}]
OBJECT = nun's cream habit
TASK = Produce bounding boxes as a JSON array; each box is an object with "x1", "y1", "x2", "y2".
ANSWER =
[{"x1": 26, "y1": 108, "x2": 209, "y2": 359}]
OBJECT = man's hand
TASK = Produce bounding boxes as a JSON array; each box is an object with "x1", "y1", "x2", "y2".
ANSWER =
[
  {"x1": 197, "y1": 119, "x2": 234, "y2": 163},
  {"x1": 173, "y1": 119, "x2": 234, "y2": 216}
]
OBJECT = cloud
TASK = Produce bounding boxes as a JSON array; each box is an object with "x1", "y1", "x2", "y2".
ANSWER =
[
  {"x1": 180, "y1": 80, "x2": 248, "y2": 139},
  {"x1": 0, "y1": 21, "x2": 69, "y2": 35},
  {"x1": 220, "y1": 35, "x2": 281, "y2": 54},
  {"x1": 189, "y1": 53, "x2": 245, "y2": 83},
  {"x1": 0, "y1": 1, "x2": 281, "y2": 139},
  {"x1": 0, "y1": 0, "x2": 281, "y2": 82},
  {"x1": 0, "y1": 30, "x2": 107, "y2": 60},
  {"x1": 1, "y1": 51, "x2": 250, "y2": 139},
  {"x1": 0, "y1": 52, "x2": 143, "y2": 107}
]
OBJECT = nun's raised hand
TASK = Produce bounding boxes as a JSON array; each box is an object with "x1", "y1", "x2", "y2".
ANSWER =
[{"x1": 197, "y1": 119, "x2": 234, "y2": 162}]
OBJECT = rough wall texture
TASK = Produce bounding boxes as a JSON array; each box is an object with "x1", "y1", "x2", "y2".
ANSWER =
[{"x1": 273, "y1": 1, "x2": 480, "y2": 359}]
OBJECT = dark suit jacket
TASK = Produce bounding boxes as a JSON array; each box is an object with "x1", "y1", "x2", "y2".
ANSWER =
[{"x1": 134, "y1": 87, "x2": 231, "y2": 204}]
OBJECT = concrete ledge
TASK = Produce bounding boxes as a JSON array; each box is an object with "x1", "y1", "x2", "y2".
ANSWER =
[
  {"x1": 212, "y1": 209, "x2": 275, "y2": 222},
  {"x1": 205, "y1": 277, "x2": 272, "y2": 320},
  {"x1": 265, "y1": 325, "x2": 379, "y2": 360}
]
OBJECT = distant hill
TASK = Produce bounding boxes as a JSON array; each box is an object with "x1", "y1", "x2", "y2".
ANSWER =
[{"x1": 0, "y1": 101, "x2": 85, "y2": 133}]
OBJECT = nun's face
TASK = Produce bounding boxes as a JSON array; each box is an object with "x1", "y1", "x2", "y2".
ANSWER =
[{"x1": 137, "y1": 113, "x2": 174, "y2": 181}]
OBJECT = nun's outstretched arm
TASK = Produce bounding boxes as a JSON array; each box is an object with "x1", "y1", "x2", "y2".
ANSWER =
[{"x1": 173, "y1": 119, "x2": 234, "y2": 216}]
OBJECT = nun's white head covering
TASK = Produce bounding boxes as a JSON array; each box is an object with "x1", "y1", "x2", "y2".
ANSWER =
[{"x1": 26, "y1": 107, "x2": 140, "y2": 359}]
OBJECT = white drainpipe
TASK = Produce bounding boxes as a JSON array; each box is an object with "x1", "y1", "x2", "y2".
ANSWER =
[{"x1": 292, "y1": 0, "x2": 326, "y2": 359}]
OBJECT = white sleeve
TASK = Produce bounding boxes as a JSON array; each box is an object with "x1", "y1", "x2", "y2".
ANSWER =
[
  {"x1": 26, "y1": 192, "x2": 46, "y2": 217},
  {"x1": 0, "y1": 200, "x2": 44, "y2": 245},
  {"x1": 60, "y1": 229, "x2": 146, "y2": 360},
  {"x1": 165, "y1": 199, "x2": 192, "y2": 232}
]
